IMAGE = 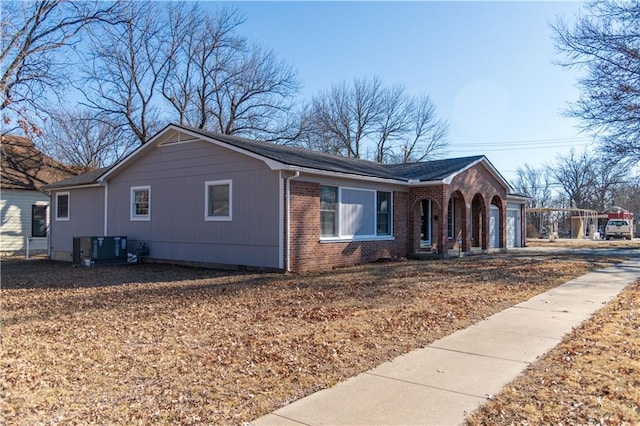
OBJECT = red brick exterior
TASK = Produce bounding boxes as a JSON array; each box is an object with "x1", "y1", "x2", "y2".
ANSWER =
[
  {"x1": 408, "y1": 163, "x2": 508, "y2": 254},
  {"x1": 286, "y1": 162, "x2": 511, "y2": 272},
  {"x1": 288, "y1": 180, "x2": 409, "y2": 272}
]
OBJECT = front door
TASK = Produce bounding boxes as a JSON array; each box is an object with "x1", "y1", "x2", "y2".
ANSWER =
[{"x1": 420, "y1": 199, "x2": 432, "y2": 248}]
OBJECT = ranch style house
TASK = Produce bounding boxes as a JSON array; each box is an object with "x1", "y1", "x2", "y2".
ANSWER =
[{"x1": 43, "y1": 124, "x2": 527, "y2": 272}]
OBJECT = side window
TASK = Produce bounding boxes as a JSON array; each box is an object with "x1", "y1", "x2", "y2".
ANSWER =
[
  {"x1": 55, "y1": 192, "x2": 69, "y2": 221},
  {"x1": 32, "y1": 205, "x2": 47, "y2": 237},
  {"x1": 131, "y1": 186, "x2": 151, "y2": 221},
  {"x1": 376, "y1": 191, "x2": 392, "y2": 236},
  {"x1": 320, "y1": 186, "x2": 338, "y2": 237},
  {"x1": 205, "y1": 180, "x2": 232, "y2": 221}
]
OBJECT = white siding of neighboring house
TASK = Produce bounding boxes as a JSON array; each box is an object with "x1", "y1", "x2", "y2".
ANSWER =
[{"x1": 0, "y1": 189, "x2": 49, "y2": 253}]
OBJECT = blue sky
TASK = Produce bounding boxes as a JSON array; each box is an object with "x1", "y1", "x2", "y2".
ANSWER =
[{"x1": 223, "y1": 1, "x2": 590, "y2": 184}]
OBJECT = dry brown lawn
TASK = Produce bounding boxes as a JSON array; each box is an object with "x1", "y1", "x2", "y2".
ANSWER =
[
  {"x1": 466, "y1": 280, "x2": 640, "y2": 425},
  {"x1": 0, "y1": 249, "x2": 635, "y2": 425}
]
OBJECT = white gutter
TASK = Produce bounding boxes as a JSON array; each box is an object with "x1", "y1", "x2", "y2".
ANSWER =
[
  {"x1": 278, "y1": 171, "x2": 284, "y2": 270},
  {"x1": 103, "y1": 182, "x2": 108, "y2": 236},
  {"x1": 285, "y1": 171, "x2": 300, "y2": 272}
]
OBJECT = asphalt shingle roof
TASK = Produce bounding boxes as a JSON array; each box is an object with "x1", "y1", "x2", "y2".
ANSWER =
[
  {"x1": 1, "y1": 135, "x2": 85, "y2": 190},
  {"x1": 184, "y1": 126, "x2": 485, "y2": 182},
  {"x1": 42, "y1": 166, "x2": 112, "y2": 190},
  {"x1": 42, "y1": 124, "x2": 496, "y2": 189}
]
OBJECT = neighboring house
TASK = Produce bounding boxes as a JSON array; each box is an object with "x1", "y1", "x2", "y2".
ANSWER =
[
  {"x1": 1, "y1": 135, "x2": 82, "y2": 255},
  {"x1": 43, "y1": 124, "x2": 527, "y2": 272}
]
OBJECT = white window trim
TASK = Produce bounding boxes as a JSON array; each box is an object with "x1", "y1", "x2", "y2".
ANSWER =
[
  {"x1": 55, "y1": 192, "x2": 70, "y2": 221},
  {"x1": 319, "y1": 186, "x2": 394, "y2": 242},
  {"x1": 320, "y1": 185, "x2": 339, "y2": 238},
  {"x1": 205, "y1": 179, "x2": 233, "y2": 221},
  {"x1": 376, "y1": 190, "x2": 393, "y2": 237},
  {"x1": 130, "y1": 185, "x2": 151, "y2": 221}
]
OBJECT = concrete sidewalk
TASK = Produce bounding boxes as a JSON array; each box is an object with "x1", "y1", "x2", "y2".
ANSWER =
[{"x1": 251, "y1": 258, "x2": 640, "y2": 426}]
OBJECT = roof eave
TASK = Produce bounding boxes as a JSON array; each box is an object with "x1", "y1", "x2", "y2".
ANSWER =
[
  {"x1": 407, "y1": 179, "x2": 444, "y2": 186},
  {"x1": 41, "y1": 182, "x2": 103, "y2": 193},
  {"x1": 283, "y1": 165, "x2": 409, "y2": 185}
]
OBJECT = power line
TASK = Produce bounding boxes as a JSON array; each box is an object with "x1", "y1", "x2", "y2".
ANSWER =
[
  {"x1": 452, "y1": 136, "x2": 594, "y2": 148},
  {"x1": 448, "y1": 142, "x2": 592, "y2": 153}
]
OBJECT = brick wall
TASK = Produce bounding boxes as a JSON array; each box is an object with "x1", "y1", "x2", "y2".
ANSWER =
[
  {"x1": 286, "y1": 162, "x2": 509, "y2": 270},
  {"x1": 288, "y1": 180, "x2": 409, "y2": 272},
  {"x1": 407, "y1": 163, "x2": 508, "y2": 253}
]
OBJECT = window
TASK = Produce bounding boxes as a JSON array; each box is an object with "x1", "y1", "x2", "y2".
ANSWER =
[
  {"x1": 320, "y1": 186, "x2": 338, "y2": 237},
  {"x1": 447, "y1": 197, "x2": 454, "y2": 239},
  {"x1": 341, "y1": 188, "x2": 375, "y2": 236},
  {"x1": 205, "y1": 180, "x2": 232, "y2": 221},
  {"x1": 320, "y1": 186, "x2": 393, "y2": 239},
  {"x1": 32, "y1": 205, "x2": 47, "y2": 237},
  {"x1": 376, "y1": 191, "x2": 392, "y2": 235},
  {"x1": 131, "y1": 186, "x2": 151, "y2": 221},
  {"x1": 55, "y1": 192, "x2": 69, "y2": 221}
]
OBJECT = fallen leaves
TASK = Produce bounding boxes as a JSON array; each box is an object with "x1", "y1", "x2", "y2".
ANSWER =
[
  {"x1": 0, "y1": 253, "x2": 629, "y2": 424},
  {"x1": 466, "y1": 280, "x2": 640, "y2": 425}
]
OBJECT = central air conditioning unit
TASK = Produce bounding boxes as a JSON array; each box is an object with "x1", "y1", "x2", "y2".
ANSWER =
[{"x1": 72, "y1": 236, "x2": 128, "y2": 266}]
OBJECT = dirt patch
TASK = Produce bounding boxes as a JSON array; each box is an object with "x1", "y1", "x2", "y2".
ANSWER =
[
  {"x1": 466, "y1": 280, "x2": 640, "y2": 425},
  {"x1": 0, "y1": 253, "x2": 630, "y2": 424}
]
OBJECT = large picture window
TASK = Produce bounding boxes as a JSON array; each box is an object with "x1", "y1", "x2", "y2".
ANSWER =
[
  {"x1": 205, "y1": 180, "x2": 232, "y2": 221},
  {"x1": 320, "y1": 186, "x2": 392, "y2": 239},
  {"x1": 130, "y1": 186, "x2": 151, "y2": 221},
  {"x1": 55, "y1": 192, "x2": 69, "y2": 221}
]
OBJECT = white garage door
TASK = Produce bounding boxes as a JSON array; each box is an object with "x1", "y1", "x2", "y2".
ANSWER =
[
  {"x1": 506, "y1": 209, "x2": 520, "y2": 248},
  {"x1": 489, "y1": 206, "x2": 499, "y2": 248}
]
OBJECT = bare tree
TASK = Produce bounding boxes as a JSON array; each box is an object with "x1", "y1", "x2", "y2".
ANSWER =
[
  {"x1": 548, "y1": 148, "x2": 631, "y2": 210},
  {"x1": 553, "y1": 0, "x2": 640, "y2": 162},
  {"x1": 309, "y1": 76, "x2": 383, "y2": 158},
  {"x1": 307, "y1": 76, "x2": 448, "y2": 162},
  {"x1": 396, "y1": 95, "x2": 449, "y2": 163},
  {"x1": 81, "y1": 2, "x2": 299, "y2": 145},
  {"x1": 590, "y1": 158, "x2": 633, "y2": 210},
  {"x1": 547, "y1": 149, "x2": 596, "y2": 209},
  {"x1": 80, "y1": 1, "x2": 166, "y2": 145},
  {"x1": 1, "y1": 0, "x2": 120, "y2": 136},
  {"x1": 161, "y1": 4, "x2": 245, "y2": 130},
  {"x1": 40, "y1": 107, "x2": 135, "y2": 168},
  {"x1": 210, "y1": 44, "x2": 301, "y2": 142},
  {"x1": 515, "y1": 164, "x2": 553, "y2": 208},
  {"x1": 374, "y1": 85, "x2": 410, "y2": 163},
  {"x1": 515, "y1": 163, "x2": 553, "y2": 236},
  {"x1": 611, "y1": 173, "x2": 640, "y2": 219}
]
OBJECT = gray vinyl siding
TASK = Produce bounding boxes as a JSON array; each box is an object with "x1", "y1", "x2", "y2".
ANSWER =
[
  {"x1": 0, "y1": 189, "x2": 50, "y2": 253},
  {"x1": 106, "y1": 140, "x2": 281, "y2": 269},
  {"x1": 49, "y1": 187, "x2": 105, "y2": 261}
]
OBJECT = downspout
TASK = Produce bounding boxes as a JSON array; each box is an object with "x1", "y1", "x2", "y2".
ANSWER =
[
  {"x1": 103, "y1": 182, "x2": 109, "y2": 236},
  {"x1": 285, "y1": 171, "x2": 300, "y2": 272}
]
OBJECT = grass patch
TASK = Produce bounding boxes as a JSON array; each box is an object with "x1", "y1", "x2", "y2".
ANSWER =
[{"x1": 0, "y1": 252, "x2": 630, "y2": 424}]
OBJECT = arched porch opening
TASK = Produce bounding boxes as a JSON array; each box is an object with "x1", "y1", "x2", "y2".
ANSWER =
[
  {"x1": 412, "y1": 197, "x2": 441, "y2": 253},
  {"x1": 447, "y1": 191, "x2": 467, "y2": 251},
  {"x1": 471, "y1": 193, "x2": 486, "y2": 249},
  {"x1": 489, "y1": 195, "x2": 505, "y2": 248}
]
